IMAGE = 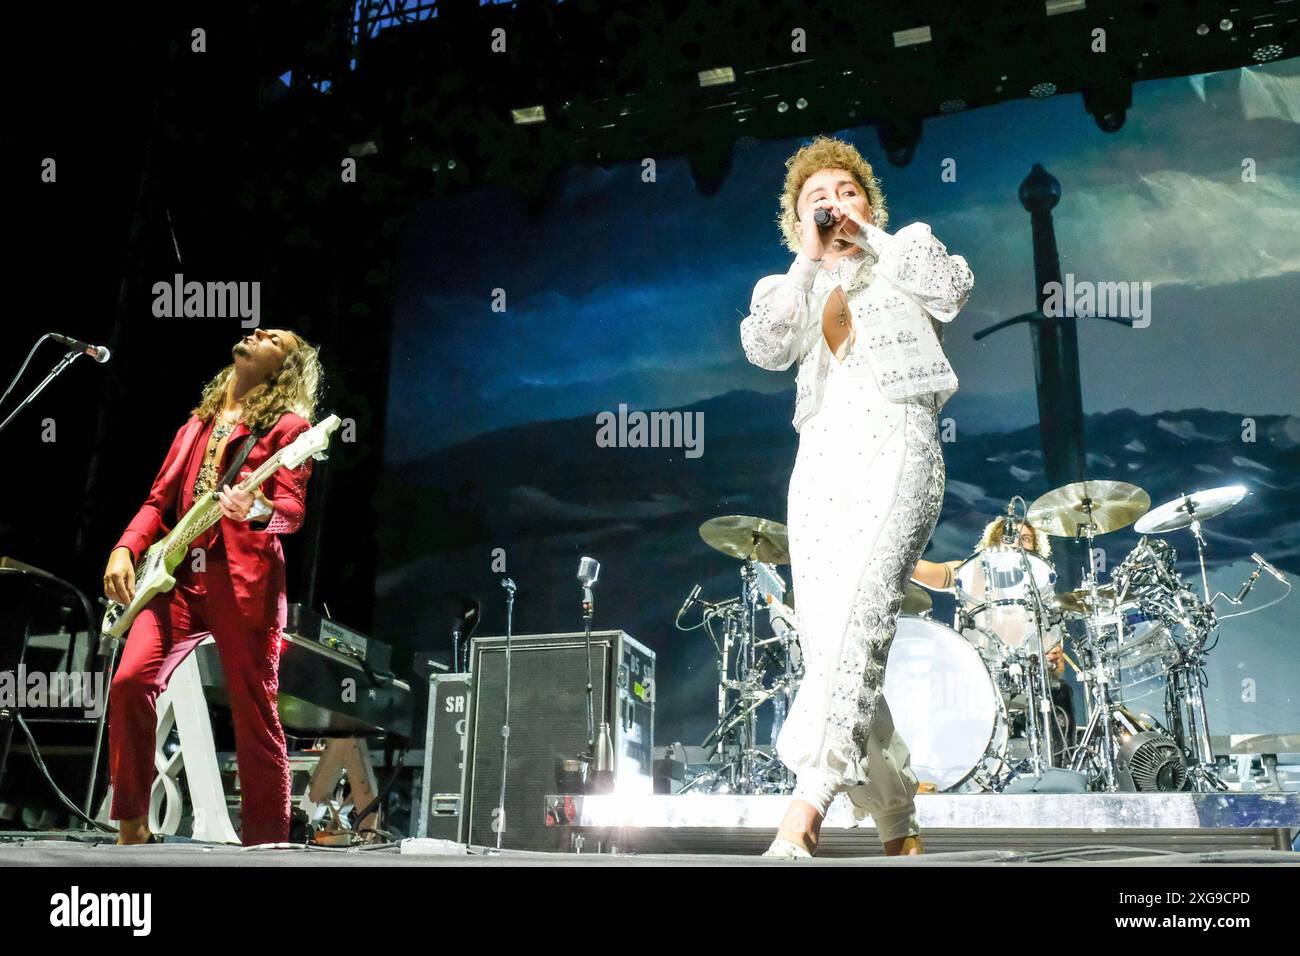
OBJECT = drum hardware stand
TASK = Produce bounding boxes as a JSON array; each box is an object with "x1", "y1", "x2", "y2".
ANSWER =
[
  {"x1": 736, "y1": 559, "x2": 760, "y2": 790},
  {"x1": 1158, "y1": 497, "x2": 1288, "y2": 792},
  {"x1": 1151, "y1": 496, "x2": 1237, "y2": 792},
  {"x1": 1176, "y1": 494, "x2": 1214, "y2": 603},
  {"x1": 995, "y1": 499, "x2": 1050, "y2": 776},
  {"x1": 1068, "y1": 504, "x2": 1125, "y2": 791},
  {"x1": 1013, "y1": 541, "x2": 1058, "y2": 777},
  {"x1": 1153, "y1": 508, "x2": 1284, "y2": 792},
  {"x1": 1005, "y1": 494, "x2": 1061, "y2": 776},
  {"x1": 1069, "y1": 656, "x2": 1119, "y2": 788},
  {"x1": 1169, "y1": 647, "x2": 1226, "y2": 792},
  {"x1": 681, "y1": 559, "x2": 797, "y2": 795},
  {"x1": 758, "y1": 627, "x2": 797, "y2": 766},
  {"x1": 1159, "y1": 595, "x2": 1225, "y2": 792}
]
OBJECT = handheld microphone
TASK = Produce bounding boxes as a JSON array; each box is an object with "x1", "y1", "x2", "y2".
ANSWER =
[
  {"x1": 1251, "y1": 553, "x2": 1288, "y2": 585},
  {"x1": 49, "y1": 333, "x2": 111, "y2": 364},
  {"x1": 813, "y1": 207, "x2": 835, "y2": 229}
]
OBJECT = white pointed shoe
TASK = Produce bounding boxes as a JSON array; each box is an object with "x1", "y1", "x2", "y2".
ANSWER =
[{"x1": 762, "y1": 837, "x2": 813, "y2": 859}]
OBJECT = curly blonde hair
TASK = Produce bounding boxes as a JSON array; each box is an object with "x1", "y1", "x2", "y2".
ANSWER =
[
  {"x1": 191, "y1": 333, "x2": 322, "y2": 432},
  {"x1": 976, "y1": 517, "x2": 1053, "y2": 560},
  {"x1": 777, "y1": 135, "x2": 890, "y2": 254}
]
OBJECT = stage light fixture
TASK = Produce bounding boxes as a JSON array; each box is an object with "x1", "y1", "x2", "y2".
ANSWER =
[
  {"x1": 698, "y1": 67, "x2": 736, "y2": 87},
  {"x1": 893, "y1": 26, "x2": 932, "y2": 48},
  {"x1": 511, "y1": 106, "x2": 547, "y2": 125}
]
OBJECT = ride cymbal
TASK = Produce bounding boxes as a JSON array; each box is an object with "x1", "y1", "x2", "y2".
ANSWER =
[
  {"x1": 1027, "y1": 480, "x2": 1150, "y2": 537},
  {"x1": 1134, "y1": 485, "x2": 1248, "y2": 534}
]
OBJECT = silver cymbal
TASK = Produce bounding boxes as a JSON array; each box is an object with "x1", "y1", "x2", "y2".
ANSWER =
[
  {"x1": 1057, "y1": 585, "x2": 1118, "y2": 615},
  {"x1": 698, "y1": 515, "x2": 791, "y2": 565},
  {"x1": 1134, "y1": 485, "x2": 1249, "y2": 534},
  {"x1": 1027, "y1": 480, "x2": 1150, "y2": 537}
]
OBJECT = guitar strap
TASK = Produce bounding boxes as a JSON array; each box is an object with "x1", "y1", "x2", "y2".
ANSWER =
[{"x1": 217, "y1": 428, "x2": 266, "y2": 492}]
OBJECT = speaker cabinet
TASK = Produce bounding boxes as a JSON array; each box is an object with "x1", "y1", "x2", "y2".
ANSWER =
[{"x1": 461, "y1": 630, "x2": 654, "y2": 850}]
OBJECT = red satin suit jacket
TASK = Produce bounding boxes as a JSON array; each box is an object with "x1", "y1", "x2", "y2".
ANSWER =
[{"x1": 114, "y1": 412, "x2": 313, "y2": 626}]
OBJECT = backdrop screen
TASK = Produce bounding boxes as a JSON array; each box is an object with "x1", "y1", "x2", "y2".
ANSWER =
[{"x1": 379, "y1": 61, "x2": 1300, "y2": 747}]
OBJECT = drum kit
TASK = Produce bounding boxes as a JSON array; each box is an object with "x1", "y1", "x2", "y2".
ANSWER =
[
  {"x1": 675, "y1": 481, "x2": 1287, "y2": 796},
  {"x1": 674, "y1": 515, "x2": 801, "y2": 794}
]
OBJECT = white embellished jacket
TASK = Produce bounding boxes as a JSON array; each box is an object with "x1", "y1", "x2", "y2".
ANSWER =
[{"x1": 740, "y1": 221, "x2": 974, "y2": 432}]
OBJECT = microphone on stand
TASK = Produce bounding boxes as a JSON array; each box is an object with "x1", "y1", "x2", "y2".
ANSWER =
[
  {"x1": 1251, "y1": 553, "x2": 1288, "y2": 585},
  {"x1": 576, "y1": 556, "x2": 613, "y2": 793},
  {"x1": 998, "y1": 494, "x2": 1029, "y2": 546},
  {"x1": 49, "y1": 333, "x2": 111, "y2": 364},
  {"x1": 676, "y1": 583, "x2": 702, "y2": 619},
  {"x1": 444, "y1": 596, "x2": 480, "y2": 674},
  {"x1": 1002, "y1": 498, "x2": 1021, "y2": 546},
  {"x1": 578, "y1": 556, "x2": 600, "y2": 611}
]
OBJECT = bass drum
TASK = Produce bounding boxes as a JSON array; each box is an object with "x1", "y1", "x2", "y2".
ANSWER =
[{"x1": 884, "y1": 615, "x2": 1008, "y2": 792}]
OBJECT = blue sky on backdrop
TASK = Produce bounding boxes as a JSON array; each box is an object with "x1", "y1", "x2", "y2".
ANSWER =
[{"x1": 386, "y1": 58, "x2": 1300, "y2": 464}]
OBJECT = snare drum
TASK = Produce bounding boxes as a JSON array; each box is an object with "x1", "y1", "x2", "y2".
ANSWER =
[{"x1": 954, "y1": 546, "x2": 1058, "y2": 657}]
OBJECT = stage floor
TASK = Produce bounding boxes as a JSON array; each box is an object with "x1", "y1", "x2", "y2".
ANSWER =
[
  {"x1": 2, "y1": 792, "x2": 1296, "y2": 865},
  {"x1": 0, "y1": 837, "x2": 1296, "y2": 867}
]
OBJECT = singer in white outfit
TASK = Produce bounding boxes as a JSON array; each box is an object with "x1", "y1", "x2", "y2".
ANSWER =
[{"x1": 739, "y1": 136, "x2": 974, "y2": 857}]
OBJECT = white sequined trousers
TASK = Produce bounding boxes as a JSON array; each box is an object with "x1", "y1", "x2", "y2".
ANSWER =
[{"x1": 776, "y1": 343, "x2": 945, "y2": 844}]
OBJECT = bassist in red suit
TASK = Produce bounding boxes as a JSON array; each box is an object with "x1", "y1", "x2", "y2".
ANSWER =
[{"x1": 102, "y1": 328, "x2": 322, "y2": 845}]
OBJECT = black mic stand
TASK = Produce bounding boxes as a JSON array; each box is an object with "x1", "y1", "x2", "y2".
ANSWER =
[
  {"x1": 0, "y1": 346, "x2": 84, "y2": 437},
  {"x1": 582, "y1": 586, "x2": 596, "y2": 764},
  {"x1": 580, "y1": 588, "x2": 615, "y2": 793},
  {"x1": 493, "y1": 577, "x2": 516, "y2": 851}
]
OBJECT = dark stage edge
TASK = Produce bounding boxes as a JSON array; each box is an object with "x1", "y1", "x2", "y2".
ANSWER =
[{"x1": 0, "y1": 835, "x2": 1297, "y2": 867}]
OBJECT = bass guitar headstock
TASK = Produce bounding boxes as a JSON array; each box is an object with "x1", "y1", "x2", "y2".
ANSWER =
[{"x1": 280, "y1": 414, "x2": 341, "y2": 469}]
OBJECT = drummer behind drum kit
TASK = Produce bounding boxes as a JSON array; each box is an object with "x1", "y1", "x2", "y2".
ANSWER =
[{"x1": 674, "y1": 482, "x2": 1290, "y2": 796}]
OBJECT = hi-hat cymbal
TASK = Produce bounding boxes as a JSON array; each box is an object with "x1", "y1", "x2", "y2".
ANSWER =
[
  {"x1": 1027, "y1": 480, "x2": 1150, "y2": 537},
  {"x1": 902, "y1": 583, "x2": 932, "y2": 616},
  {"x1": 1055, "y1": 591, "x2": 1088, "y2": 615},
  {"x1": 1057, "y1": 585, "x2": 1118, "y2": 615},
  {"x1": 1134, "y1": 485, "x2": 1249, "y2": 534},
  {"x1": 699, "y1": 515, "x2": 791, "y2": 564}
]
